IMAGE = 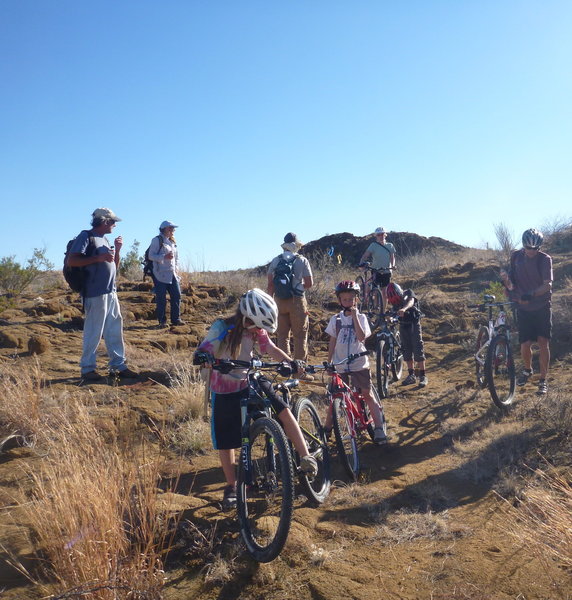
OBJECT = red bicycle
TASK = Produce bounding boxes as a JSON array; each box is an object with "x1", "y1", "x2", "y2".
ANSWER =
[{"x1": 306, "y1": 351, "x2": 387, "y2": 481}]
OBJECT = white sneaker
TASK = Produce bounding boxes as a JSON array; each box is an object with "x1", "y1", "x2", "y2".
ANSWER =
[
  {"x1": 300, "y1": 455, "x2": 318, "y2": 477},
  {"x1": 419, "y1": 375, "x2": 428, "y2": 387},
  {"x1": 374, "y1": 427, "x2": 388, "y2": 445}
]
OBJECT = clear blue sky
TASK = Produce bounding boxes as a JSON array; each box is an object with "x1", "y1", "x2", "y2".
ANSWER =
[{"x1": 2, "y1": 1, "x2": 571, "y2": 271}]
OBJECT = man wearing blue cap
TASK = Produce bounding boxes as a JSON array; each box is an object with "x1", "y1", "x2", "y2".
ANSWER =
[{"x1": 148, "y1": 220, "x2": 184, "y2": 328}]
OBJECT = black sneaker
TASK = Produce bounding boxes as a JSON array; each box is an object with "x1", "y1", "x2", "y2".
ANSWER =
[
  {"x1": 82, "y1": 371, "x2": 104, "y2": 382},
  {"x1": 516, "y1": 369, "x2": 533, "y2": 386},
  {"x1": 222, "y1": 485, "x2": 237, "y2": 511},
  {"x1": 172, "y1": 319, "x2": 186, "y2": 326},
  {"x1": 116, "y1": 367, "x2": 139, "y2": 379}
]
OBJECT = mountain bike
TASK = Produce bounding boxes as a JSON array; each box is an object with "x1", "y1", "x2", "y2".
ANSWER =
[
  {"x1": 204, "y1": 356, "x2": 330, "y2": 562},
  {"x1": 469, "y1": 294, "x2": 516, "y2": 409},
  {"x1": 306, "y1": 351, "x2": 386, "y2": 481},
  {"x1": 356, "y1": 262, "x2": 392, "y2": 329},
  {"x1": 375, "y1": 311, "x2": 404, "y2": 398}
]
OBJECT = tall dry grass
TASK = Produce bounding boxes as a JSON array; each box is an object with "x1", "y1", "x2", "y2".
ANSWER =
[{"x1": 0, "y1": 361, "x2": 171, "y2": 599}]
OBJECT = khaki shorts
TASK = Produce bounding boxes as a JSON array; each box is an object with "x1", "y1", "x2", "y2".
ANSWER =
[{"x1": 339, "y1": 369, "x2": 371, "y2": 392}]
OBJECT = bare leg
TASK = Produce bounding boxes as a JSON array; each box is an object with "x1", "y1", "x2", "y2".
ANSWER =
[
  {"x1": 362, "y1": 389, "x2": 384, "y2": 429},
  {"x1": 219, "y1": 448, "x2": 236, "y2": 487},
  {"x1": 537, "y1": 336, "x2": 550, "y2": 379},
  {"x1": 277, "y1": 408, "x2": 310, "y2": 457},
  {"x1": 520, "y1": 341, "x2": 533, "y2": 371}
]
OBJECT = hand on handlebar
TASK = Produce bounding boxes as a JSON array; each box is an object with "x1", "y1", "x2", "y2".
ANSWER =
[{"x1": 193, "y1": 351, "x2": 213, "y2": 366}]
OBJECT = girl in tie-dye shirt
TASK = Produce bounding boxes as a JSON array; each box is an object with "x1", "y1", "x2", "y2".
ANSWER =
[{"x1": 194, "y1": 288, "x2": 318, "y2": 510}]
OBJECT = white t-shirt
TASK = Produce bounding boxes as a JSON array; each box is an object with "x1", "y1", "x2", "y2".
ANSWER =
[{"x1": 325, "y1": 311, "x2": 371, "y2": 372}]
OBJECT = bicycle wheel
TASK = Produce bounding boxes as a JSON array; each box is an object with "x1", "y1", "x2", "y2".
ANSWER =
[
  {"x1": 376, "y1": 338, "x2": 390, "y2": 399},
  {"x1": 292, "y1": 397, "x2": 331, "y2": 505},
  {"x1": 365, "y1": 287, "x2": 383, "y2": 329},
  {"x1": 332, "y1": 395, "x2": 359, "y2": 480},
  {"x1": 236, "y1": 417, "x2": 294, "y2": 563},
  {"x1": 391, "y1": 331, "x2": 404, "y2": 381},
  {"x1": 485, "y1": 334, "x2": 515, "y2": 409},
  {"x1": 475, "y1": 326, "x2": 489, "y2": 388},
  {"x1": 355, "y1": 275, "x2": 366, "y2": 310}
]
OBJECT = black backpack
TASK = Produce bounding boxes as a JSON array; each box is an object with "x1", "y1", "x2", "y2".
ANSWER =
[
  {"x1": 63, "y1": 231, "x2": 96, "y2": 294},
  {"x1": 273, "y1": 255, "x2": 299, "y2": 299},
  {"x1": 142, "y1": 236, "x2": 163, "y2": 281}
]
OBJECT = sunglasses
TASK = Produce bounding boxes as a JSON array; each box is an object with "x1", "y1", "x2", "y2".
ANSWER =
[{"x1": 524, "y1": 246, "x2": 539, "y2": 250}]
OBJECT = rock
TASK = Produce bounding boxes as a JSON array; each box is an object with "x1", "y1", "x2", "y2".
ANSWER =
[
  {"x1": 28, "y1": 335, "x2": 51, "y2": 355},
  {"x1": 0, "y1": 331, "x2": 20, "y2": 348}
]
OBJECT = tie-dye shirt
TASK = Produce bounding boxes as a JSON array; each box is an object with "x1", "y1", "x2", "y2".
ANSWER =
[{"x1": 197, "y1": 319, "x2": 272, "y2": 394}]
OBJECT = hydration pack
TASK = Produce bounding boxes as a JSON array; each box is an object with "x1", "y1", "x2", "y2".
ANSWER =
[
  {"x1": 63, "y1": 231, "x2": 95, "y2": 294},
  {"x1": 272, "y1": 255, "x2": 299, "y2": 299},
  {"x1": 142, "y1": 236, "x2": 163, "y2": 280}
]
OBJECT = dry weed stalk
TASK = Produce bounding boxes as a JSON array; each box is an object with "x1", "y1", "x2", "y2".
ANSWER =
[{"x1": 24, "y1": 397, "x2": 168, "y2": 599}]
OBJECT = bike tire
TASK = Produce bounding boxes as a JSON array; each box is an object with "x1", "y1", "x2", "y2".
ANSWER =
[
  {"x1": 292, "y1": 397, "x2": 331, "y2": 505},
  {"x1": 391, "y1": 330, "x2": 404, "y2": 381},
  {"x1": 236, "y1": 417, "x2": 294, "y2": 563},
  {"x1": 355, "y1": 275, "x2": 366, "y2": 311},
  {"x1": 332, "y1": 395, "x2": 359, "y2": 480},
  {"x1": 366, "y1": 287, "x2": 383, "y2": 330},
  {"x1": 475, "y1": 326, "x2": 489, "y2": 388},
  {"x1": 376, "y1": 338, "x2": 390, "y2": 399},
  {"x1": 485, "y1": 334, "x2": 515, "y2": 409}
]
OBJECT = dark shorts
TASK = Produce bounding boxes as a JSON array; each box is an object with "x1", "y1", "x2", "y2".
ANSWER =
[
  {"x1": 211, "y1": 378, "x2": 288, "y2": 450},
  {"x1": 339, "y1": 369, "x2": 371, "y2": 392},
  {"x1": 399, "y1": 321, "x2": 425, "y2": 362},
  {"x1": 374, "y1": 272, "x2": 392, "y2": 288},
  {"x1": 517, "y1": 306, "x2": 552, "y2": 344}
]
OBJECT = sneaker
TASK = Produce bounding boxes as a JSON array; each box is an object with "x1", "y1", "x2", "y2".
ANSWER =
[
  {"x1": 116, "y1": 367, "x2": 139, "y2": 379},
  {"x1": 298, "y1": 372, "x2": 315, "y2": 382},
  {"x1": 82, "y1": 371, "x2": 104, "y2": 382},
  {"x1": 537, "y1": 380, "x2": 548, "y2": 395},
  {"x1": 300, "y1": 455, "x2": 318, "y2": 477},
  {"x1": 373, "y1": 427, "x2": 388, "y2": 445},
  {"x1": 418, "y1": 375, "x2": 428, "y2": 387},
  {"x1": 172, "y1": 319, "x2": 186, "y2": 326},
  {"x1": 222, "y1": 485, "x2": 237, "y2": 511},
  {"x1": 402, "y1": 373, "x2": 417, "y2": 386},
  {"x1": 517, "y1": 369, "x2": 533, "y2": 386},
  {"x1": 158, "y1": 321, "x2": 168, "y2": 329}
]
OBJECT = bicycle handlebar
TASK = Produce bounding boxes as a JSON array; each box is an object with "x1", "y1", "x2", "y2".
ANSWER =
[
  {"x1": 358, "y1": 262, "x2": 396, "y2": 272},
  {"x1": 468, "y1": 300, "x2": 514, "y2": 310},
  {"x1": 305, "y1": 351, "x2": 370, "y2": 374}
]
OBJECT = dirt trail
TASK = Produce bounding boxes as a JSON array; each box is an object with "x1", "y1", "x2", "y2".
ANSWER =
[{"x1": 0, "y1": 276, "x2": 571, "y2": 600}]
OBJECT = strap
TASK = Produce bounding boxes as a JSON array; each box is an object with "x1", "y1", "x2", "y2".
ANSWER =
[{"x1": 374, "y1": 241, "x2": 391, "y2": 254}]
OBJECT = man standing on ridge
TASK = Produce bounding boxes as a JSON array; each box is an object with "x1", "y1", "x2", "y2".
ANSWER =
[
  {"x1": 359, "y1": 226, "x2": 396, "y2": 312},
  {"x1": 267, "y1": 233, "x2": 313, "y2": 373},
  {"x1": 501, "y1": 228, "x2": 552, "y2": 395},
  {"x1": 68, "y1": 208, "x2": 138, "y2": 381}
]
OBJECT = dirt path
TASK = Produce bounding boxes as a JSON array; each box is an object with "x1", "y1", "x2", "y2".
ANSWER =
[{"x1": 1, "y1": 283, "x2": 571, "y2": 600}]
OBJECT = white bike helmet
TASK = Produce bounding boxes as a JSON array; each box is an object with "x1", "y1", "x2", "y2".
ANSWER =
[
  {"x1": 239, "y1": 288, "x2": 278, "y2": 333},
  {"x1": 522, "y1": 228, "x2": 544, "y2": 249}
]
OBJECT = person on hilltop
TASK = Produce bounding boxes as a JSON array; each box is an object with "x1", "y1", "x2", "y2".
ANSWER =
[
  {"x1": 386, "y1": 282, "x2": 428, "y2": 387},
  {"x1": 359, "y1": 226, "x2": 396, "y2": 312},
  {"x1": 67, "y1": 208, "x2": 138, "y2": 381},
  {"x1": 267, "y1": 233, "x2": 313, "y2": 373},
  {"x1": 323, "y1": 281, "x2": 388, "y2": 444},
  {"x1": 148, "y1": 220, "x2": 184, "y2": 328},
  {"x1": 500, "y1": 228, "x2": 553, "y2": 395},
  {"x1": 193, "y1": 288, "x2": 318, "y2": 511}
]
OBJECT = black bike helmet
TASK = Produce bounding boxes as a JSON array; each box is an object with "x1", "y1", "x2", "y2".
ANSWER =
[
  {"x1": 522, "y1": 228, "x2": 544, "y2": 249},
  {"x1": 335, "y1": 280, "x2": 360, "y2": 296}
]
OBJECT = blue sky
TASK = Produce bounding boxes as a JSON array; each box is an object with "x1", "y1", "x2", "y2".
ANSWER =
[{"x1": 2, "y1": 1, "x2": 571, "y2": 272}]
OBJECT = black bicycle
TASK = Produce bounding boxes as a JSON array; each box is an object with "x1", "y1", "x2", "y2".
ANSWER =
[
  {"x1": 469, "y1": 294, "x2": 516, "y2": 409},
  {"x1": 374, "y1": 311, "x2": 404, "y2": 398},
  {"x1": 356, "y1": 262, "x2": 393, "y2": 329},
  {"x1": 204, "y1": 356, "x2": 330, "y2": 562}
]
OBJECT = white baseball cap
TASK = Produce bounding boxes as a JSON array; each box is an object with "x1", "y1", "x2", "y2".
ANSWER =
[
  {"x1": 374, "y1": 227, "x2": 386, "y2": 234},
  {"x1": 160, "y1": 221, "x2": 178, "y2": 229}
]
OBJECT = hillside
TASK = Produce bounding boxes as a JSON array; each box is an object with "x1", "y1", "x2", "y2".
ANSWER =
[{"x1": 1, "y1": 239, "x2": 571, "y2": 600}]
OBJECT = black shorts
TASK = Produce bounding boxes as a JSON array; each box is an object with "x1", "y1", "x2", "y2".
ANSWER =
[
  {"x1": 400, "y1": 320, "x2": 425, "y2": 362},
  {"x1": 374, "y1": 272, "x2": 391, "y2": 288},
  {"x1": 517, "y1": 306, "x2": 552, "y2": 344},
  {"x1": 211, "y1": 378, "x2": 288, "y2": 450}
]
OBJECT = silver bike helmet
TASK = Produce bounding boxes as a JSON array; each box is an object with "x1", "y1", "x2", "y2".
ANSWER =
[
  {"x1": 239, "y1": 288, "x2": 278, "y2": 333},
  {"x1": 522, "y1": 228, "x2": 544, "y2": 249}
]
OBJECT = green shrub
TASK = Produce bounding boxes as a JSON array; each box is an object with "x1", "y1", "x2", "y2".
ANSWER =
[
  {"x1": 119, "y1": 240, "x2": 143, "y2": 280},
  {"x1": 0, "y1": 249, "x2": 53, "y2": 296}
]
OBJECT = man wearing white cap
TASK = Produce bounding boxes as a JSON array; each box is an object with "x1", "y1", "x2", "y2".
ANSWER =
[
  {"x1": 68, "y1": 208, "x2": 138, "y2": 381},
  {"x1": 148, "y1": 220, "x2": 184, "y2": 328},
  {"x1": 359, "y1": 227, "x2": 397, "y2": 312}
]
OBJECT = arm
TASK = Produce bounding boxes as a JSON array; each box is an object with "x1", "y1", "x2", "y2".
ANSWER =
[
  {"x1": 267, "y1": 272, "x2": 275, "y2": 295},
  {"x1": 303, "y1": 274, "x2": 313, "y2": 289},
  {"x1": 327, "y1": 335, "x2": 337, "y2": 362},
  {"x1": 267, "y1": 339, "x2": 292, "y2": 362},
  {"x1": 397, "y1": 297, "x2": 414, "y2": 317},
  {"x1": 113, "y1": 236, "x2": 122, "y2": 267},
  {"x1": 67, "y1": 252, "x2": 112, "y2": 267},
  {"x1": 359, "y1": 249, "x2": 372, "y2": 265},
  {"x1": 148, "y1": 236, "x2": 163, "y2": 262},
  {"x1": 351, "y1": 307, "x2": 368, "y2": 342}
]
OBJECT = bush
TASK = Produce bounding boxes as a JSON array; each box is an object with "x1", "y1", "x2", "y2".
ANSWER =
[
  {"x1": 0, "y1": 248, "x2": 53, "y2": 296},
  {"x1": 119, "y1": 240, "x2": 143, "y2": 280}
]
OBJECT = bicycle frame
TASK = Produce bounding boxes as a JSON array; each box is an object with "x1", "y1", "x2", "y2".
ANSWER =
[
  {"x1": 473, "y1": 295, "x2": 512, "y2": 384},
  {"x1": 326, "y1": 371, "x2": 373, "y2": 437}
]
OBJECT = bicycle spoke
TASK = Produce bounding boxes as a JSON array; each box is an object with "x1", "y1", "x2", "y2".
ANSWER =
[{"x1": 485, "y1": 335, "x2": 515, "y2": 409}]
